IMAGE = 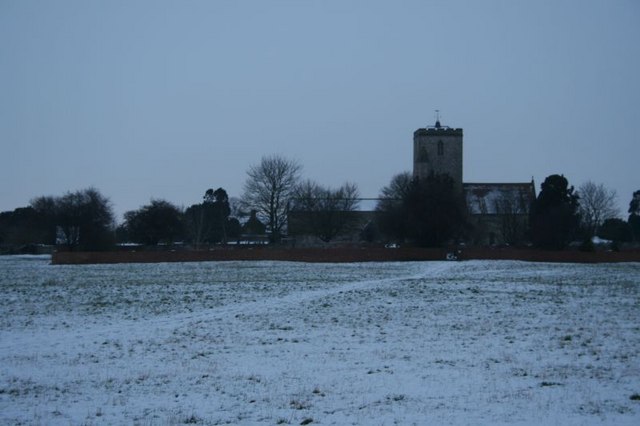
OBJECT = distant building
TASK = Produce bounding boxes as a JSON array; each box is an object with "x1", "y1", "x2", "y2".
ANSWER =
[
  {"x1": 287, "y1": 210, "x2": 374, "y2": 247},
  {"x1": 289, "y1": 119, "x2": 536, "y2": 246},
  {"x1": 464, "y1": 182, "x2": 535, "y2": 245},
  {"x1": 413, "y1": 119, "x2": 535, "y2": 245},
  {"x1": 413, "y1": 120, "x2": 463, "y2": 191}
]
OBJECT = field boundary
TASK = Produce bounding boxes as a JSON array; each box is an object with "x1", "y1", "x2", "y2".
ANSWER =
[{"x1": 50, "y1": 247, "x2": 640, "y2": 265}]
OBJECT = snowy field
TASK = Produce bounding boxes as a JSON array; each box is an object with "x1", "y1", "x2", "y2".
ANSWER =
[{"x1": 0, "y1": 256, "x2": 639, "y2": 425}]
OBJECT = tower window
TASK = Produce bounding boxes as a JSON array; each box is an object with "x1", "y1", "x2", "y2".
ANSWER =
[{"x1": 437, "y1": 140, "x2": 444, "y2": 156}]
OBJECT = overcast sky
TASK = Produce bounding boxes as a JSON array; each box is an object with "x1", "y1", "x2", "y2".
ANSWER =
[{"x1": 1, "y1": 0, "x2": 638, "y2": 221}]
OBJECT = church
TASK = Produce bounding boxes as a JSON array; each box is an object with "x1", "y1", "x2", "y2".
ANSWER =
[
  {"x1": 289, "y1": 119, "x2": 536, "y2": 246},
  {"x1": 413, "y1": 119, "x2": 535, "y2": 245}
]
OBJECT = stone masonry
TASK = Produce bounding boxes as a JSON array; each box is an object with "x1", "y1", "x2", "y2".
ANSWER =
[{"x1": 413, "y1": 121, "x2": 463, "y2": 191}]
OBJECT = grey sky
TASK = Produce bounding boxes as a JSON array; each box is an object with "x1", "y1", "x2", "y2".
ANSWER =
[{"x1": 1, "y1": 0, "x2": 638, "y2": 220}]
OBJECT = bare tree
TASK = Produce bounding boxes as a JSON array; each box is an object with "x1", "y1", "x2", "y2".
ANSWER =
[
  {"x1": 31, "y1": 188, "x2": 115, "y2": 250},
  {"x1": 228, "y1": 197, "x2": 245, "y2": 220},
  {"x1": 242, "y1": 155, "x2": 301, "y2": 242},
  {"x1": 291, "y1": 180, "x2": 360, "y2": 242},
  {"x1": 493, "y1": 189, "x2": 531, "y2": 245},
  {"x1": 578, "y1": 181, "x2": 620, "y2": 237},
  {"x1": 62, "y1": 188, "x2": 115, "y2": 250}
]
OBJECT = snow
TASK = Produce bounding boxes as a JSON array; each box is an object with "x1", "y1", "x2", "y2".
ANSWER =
[
  {"x1": 464, "y1": 183, "x2": 533, "y2": 215},
  {"x1": 1, "y1": 256, "x2": 639, "y2": 425},
  {"x1": 592, "y1": 236, "x2": 612, "y2": 245}
]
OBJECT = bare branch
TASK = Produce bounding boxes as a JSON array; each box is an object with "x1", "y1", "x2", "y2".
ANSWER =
[
  {"x1": 578, "y1": 181, "x2": 620, "y2": 237},
  {"x1": 242, "y1": 155, "x2": 301, "y2": 242}
]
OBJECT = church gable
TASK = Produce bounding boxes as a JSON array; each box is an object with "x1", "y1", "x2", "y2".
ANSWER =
[{"x1": 464, "y1": 183, "x2": 535, "y2": 216}]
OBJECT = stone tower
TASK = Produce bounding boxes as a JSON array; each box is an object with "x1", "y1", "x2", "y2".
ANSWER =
[{"x1": 413, "y1": 120, "x2": 463, "y2": 191}]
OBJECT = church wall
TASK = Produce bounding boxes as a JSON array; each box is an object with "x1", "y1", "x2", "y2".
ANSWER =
[
  {"x1": 467, "y1": 214, "x2": 530, "y2": 246},
  {"x1": 413, "y1": 128, "x2": 463, "y2": 190}
]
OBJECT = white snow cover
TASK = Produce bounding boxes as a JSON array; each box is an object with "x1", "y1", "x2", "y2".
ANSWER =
[
  {"x1": 1, "y1": 255, "x2": 639, "y2": 425},
  {"x1": 464, "y1": 183, "x2": 533, "y2": 215}
]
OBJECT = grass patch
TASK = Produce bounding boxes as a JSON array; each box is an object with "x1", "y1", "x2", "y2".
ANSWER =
[
  {"x1": 290, "y1": 399, "x2": 311, "y2": 410},
  {"x1": 183, "y1": 414, "x2": 201, "y2": 424}
]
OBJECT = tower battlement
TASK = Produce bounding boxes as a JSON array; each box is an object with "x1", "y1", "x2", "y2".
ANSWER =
[{"x1": 413, "y1": 127, "x2": 463, "y2": 137}]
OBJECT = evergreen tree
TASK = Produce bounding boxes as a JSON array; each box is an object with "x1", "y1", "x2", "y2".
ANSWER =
[
  {"x1": 123, "y1": 199, "x2": 184, "y2": 245},
  {"x1": 628, "y1": 190, "x2": 640, "y2": 242},
  {"x1": 184, "y1": 188, "x2": 233, "y2": 245},
  {"x1": 375, "y1": 172, "x2": 466, "y2": 247},
  {"x1": 598, "y1": 218, "x2": 632, "y2": 243},
  {"x1": 0, "y1": 207, "x2": 51, "y2": 249},
  {"x1": 375, "y1": 172, "x2": 412, "y2": 243},
  {"x1": 405, "y1": 173, "x2": 466, "y2": 247},
  {"x1": 530, "y1": 174, "x2": 580, "y2": 249}
]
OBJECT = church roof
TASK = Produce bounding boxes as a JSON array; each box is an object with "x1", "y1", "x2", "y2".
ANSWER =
[{"x1": 463, "y1": 182, "x2": 535, "y2": 215}]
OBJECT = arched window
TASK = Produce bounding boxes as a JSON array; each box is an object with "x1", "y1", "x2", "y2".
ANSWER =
[{"x1": 437, "y1": 140, "x2": 444, "y2": 156}]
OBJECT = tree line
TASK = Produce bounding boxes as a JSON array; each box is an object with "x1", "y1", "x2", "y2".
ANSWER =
[
  {"x1": 375, "y1": 172, "x2": 639, "y2": 250},
  {"x1": 1, "y1": 154, "x2": 639, "y2": 252},
  {"x1": 0, "y1": 155, "x2": 358, "y2": 252}
]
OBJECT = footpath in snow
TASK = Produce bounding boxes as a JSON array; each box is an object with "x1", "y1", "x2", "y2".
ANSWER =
[{"x1": 0, "y1": 256, "x2": 639, "y2": 425}]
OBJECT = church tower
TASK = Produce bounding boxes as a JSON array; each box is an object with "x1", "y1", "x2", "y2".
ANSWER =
[{"x1": 413, "y1": 118, "x2": 463, "y2": 191}]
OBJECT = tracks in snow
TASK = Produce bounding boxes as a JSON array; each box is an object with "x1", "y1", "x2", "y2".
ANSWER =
[
  {"x1": 0, "y1": 261, "x2": 457, "y2": 355},
  {"x1": 194, "y1": 260, "x2": 456, "y2": 322}
]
